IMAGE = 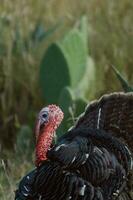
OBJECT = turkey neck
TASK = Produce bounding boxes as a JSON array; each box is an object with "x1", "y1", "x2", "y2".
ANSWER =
[{"x1": 35, "y1": 124, "x2": 56, "y2": 166}]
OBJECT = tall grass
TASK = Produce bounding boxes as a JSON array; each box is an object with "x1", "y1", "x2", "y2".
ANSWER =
[
  {"x1": 87, "y1": 0, "x2": 133, "y2": 95},
  {"x1": 0, "y1": 153, "x2": 33, "y2": 199}
]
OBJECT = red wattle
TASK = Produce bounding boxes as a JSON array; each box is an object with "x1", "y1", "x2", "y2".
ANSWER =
[{"x1": 35, "y1": 125, "x2": 56, "y2": 166}]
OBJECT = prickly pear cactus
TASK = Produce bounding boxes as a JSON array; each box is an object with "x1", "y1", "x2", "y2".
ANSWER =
[
  {"x1": 58, "y1": 29, "x2": 87, "y2": 88},
  {"x1": 58, "y1": 86, "x2": 74, "y2": 117},
  {"x1": 57, "y1": 86, "x2": 74, "y2": 137},
  {"x1": 74, "y1": 97, "x2": 88, "y2": 118},
  {"x1": 39, "y1": 27, "x2": 88, "y2": 103},
  {"x1": 40, "y1": 43, "x2": 71, "y2": 104}
]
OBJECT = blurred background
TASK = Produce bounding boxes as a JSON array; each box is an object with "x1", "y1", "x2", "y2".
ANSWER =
[{"x1": 0, "y1": 0, "x2": 133, "y2": 199}]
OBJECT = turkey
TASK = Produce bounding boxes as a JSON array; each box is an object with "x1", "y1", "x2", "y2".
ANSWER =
[{"x1": 15, "y1": 92, "x2": 133, "y2": 200}]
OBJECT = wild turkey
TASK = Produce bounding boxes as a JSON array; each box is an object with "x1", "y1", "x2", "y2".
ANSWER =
[{"x1": 15, "y1": 92, "x2": 133, "y2": 200}]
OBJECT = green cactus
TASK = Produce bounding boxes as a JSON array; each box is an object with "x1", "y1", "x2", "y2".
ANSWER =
[
  {"x1": 111, "y1": 65, "x2": 133, "y2": 92},
  {"x1": 57, "y1": 87, "x2": 88, "y2": 138},
  {"x1": 74, "y1": 97, "x2": 88, "y2": 118},
  {"x1": 40, "y1": 43, "x2": 71, "y2": 104},
  {"x1": 79, "y1": 16, "x2": 88, "y2": 53},
  {"x1": 58, "y1": 86, "x2": 74, "y2": 116},
  {"x1": 40, "y1": 27, "x2": 88, "y2": 103},
  {"x1": 58, "y1": 29, "x2": 87, "y2": 88},
  {"x1": 76, "y1": 57, "x2": 96, "y2": 99},
  {"x1": 57, "y1": 86, "x2": 74, "y2": 137}
]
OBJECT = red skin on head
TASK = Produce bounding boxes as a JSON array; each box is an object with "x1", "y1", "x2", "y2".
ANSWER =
[{"x1": 35, "y1": 105, "x2": 64, "y2": 166}]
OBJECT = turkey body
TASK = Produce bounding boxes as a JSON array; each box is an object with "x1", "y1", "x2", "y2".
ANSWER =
[
  {"x1": 15, "y1": 160, "x2": 101, "y2": 200},
  {"x1": 48, "y1": 128, "x2": 132, "y2": 200},
  {"x1": 15, "y1": 93, "x2": 133, "y2": 200},
  {"x1": 16, "y1": 128, "x2": 132, "y2": 200}
]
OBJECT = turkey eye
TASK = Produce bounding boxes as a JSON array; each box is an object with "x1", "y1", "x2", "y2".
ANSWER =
[{"x1": 42, "y1": 113, "x2": 48, "y2": 118}]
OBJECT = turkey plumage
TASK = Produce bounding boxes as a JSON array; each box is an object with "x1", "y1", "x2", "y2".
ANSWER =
[{"x1": 15, "y1": 92, "x2": 133, "y2": 200}]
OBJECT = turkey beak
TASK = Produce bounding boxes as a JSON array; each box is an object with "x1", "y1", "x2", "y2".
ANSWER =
[
  {"x1": 35, "y1": 118, "x2": 48, "y2": 142},
  {"x1": 35, "y1": 119, "x2": 41, "y2": 142}
]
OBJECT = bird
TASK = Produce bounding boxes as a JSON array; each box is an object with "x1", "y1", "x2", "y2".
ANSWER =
[{"x1": 15, "y1": 92, "x2": 133, "y2": 200}]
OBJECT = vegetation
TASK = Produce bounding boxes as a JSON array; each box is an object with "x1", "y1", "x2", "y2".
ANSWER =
[{"x1": 0, "y1": 0, "x2": 133, "y2": 199}]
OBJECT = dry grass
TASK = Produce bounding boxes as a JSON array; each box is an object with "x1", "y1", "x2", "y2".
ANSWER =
[{"x1": 0, "y1": 154, "x2": 33, "y2": 199}]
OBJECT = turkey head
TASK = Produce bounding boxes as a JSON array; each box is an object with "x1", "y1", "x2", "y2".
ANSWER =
[{"x1": 35, "y1": 105, "x2": 64, "y2": 167}]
